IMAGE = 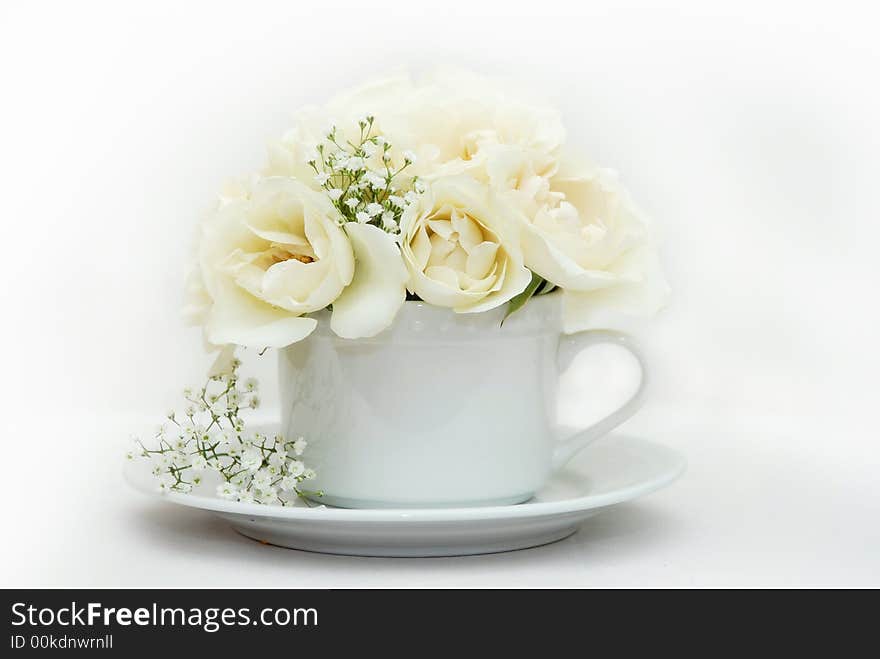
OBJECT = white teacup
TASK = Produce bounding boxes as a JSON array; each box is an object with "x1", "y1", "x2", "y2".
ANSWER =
[{"x1": 279, "y1": 293, "x2": 646, "y2": 508}]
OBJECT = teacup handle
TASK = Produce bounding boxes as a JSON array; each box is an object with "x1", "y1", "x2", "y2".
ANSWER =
[{"x1": 552, "y1": 330, "x2": 648, "y2": 471}]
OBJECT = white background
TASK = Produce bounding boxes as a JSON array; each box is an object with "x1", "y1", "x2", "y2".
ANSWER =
[{"x1": 1, "y1": 0, "x2": 878, "y2": 587}]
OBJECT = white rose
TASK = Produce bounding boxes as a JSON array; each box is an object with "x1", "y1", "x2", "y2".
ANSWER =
[
  {"x1": 265, "y1": 106, "x2": 345, "y2": 184},
  {"x1": 399, "y1": 176, "x2": 532, "y2": 312},
  {"x1": 264, "y1": 92, "x2": 408, "y2": 186},
  {"x1": 265, "y1": 132, "x2": 320, "y2": 184},
  {"x1": 196, "y1": 176, "x2": 406, "y2": 347},
  {"x1": 488, "y1": 150, "x2": 669, "y2": 331},
  {"x1": 324, "y1": 71, "x2": 565, "y2": 181}
]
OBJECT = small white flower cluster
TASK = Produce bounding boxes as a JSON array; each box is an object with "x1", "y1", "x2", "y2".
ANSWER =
[
  {"x1": 127, "y1": 354, "x2": 319, "y2": 506},
  {"x1": 307, "y1": 116, "x2": 425, "y2": 235}
]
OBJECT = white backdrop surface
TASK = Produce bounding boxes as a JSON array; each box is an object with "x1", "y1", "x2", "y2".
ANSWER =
[{"x1": 1, "y1": 0, "x2": 878, "y2": 587}]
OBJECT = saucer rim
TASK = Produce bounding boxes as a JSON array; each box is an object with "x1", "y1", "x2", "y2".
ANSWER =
[{"x1": 124, "y1": 434, "x2": 686, "y2": 523}]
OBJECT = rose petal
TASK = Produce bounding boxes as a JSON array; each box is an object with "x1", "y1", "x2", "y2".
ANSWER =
[
  {"x1": 458, "y1": 260, "x2": 499, "y2": 294},
  {"x1": 245, "y1": 225, "x2": 311, "y2": 250},
  {"x1": 206, "y1": 279, "x2": 317, "y2": 348},
  {"x1": 411, "y1": 263, "x2": 483, "y2": 308},
  {"x1": 182, "y1": 264, "x2": 211, "y2": 326},
  {"x1": 330, "y1": 223, "x2": 408, "y2": 339},
  {"x1": 521, "y1": 221, "x2": 620, "y2": 291},
  {"x1": 458, "y1": 258, "x2": 531, "y2": 314},
  {"x1": 561, "y1": 247, "x2": 670, "y2": 332},
  {"x1": 426, "y1": 217, "x2": 454, "y2": 240},
  {"x1": 465, "y1": 241, "x2": 499, "y2": 279},
  {"x1": 451, "y1": 210, "x2": 484, "y2": 250},
  {"x1": 424, "y1": 264, "x2": 461, "y2": 289},
  {"x1": 443, "y1": 245, "x2": 468, "y2": 272},
  {"x1": 427, "y1": 232, "x2": 456, "y2": 267},
  {"x1": 410, "y1": 224, "x2": 433, "y2": 271},
  {"x1": 207, "y1": 344, "x2": 237, "y2": 377},
  {"x1": 262, "y1": 258, "x2": 334, "y2": 309}
]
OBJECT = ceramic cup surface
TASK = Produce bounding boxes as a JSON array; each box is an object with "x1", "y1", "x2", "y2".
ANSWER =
[{"x1": 279, "y1": 293, "x2": 646, "y2": 508}]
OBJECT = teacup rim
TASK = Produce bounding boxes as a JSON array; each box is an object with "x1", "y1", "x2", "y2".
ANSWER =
[{"x1": 305, "y1": 289, "x2": 563, "y2": 342}]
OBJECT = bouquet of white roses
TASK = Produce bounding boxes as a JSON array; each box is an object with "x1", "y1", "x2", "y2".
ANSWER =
[{"x1": 184, "y1": 71, "x2": 669, "y2": 350}]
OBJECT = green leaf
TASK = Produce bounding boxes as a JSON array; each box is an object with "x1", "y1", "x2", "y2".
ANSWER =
[
  {"x1": 502, "y1": 271, "x2": 544, "y2": 325},
  {"x1": 536, "y1": 279, "x2": 557, "y2": 296}
]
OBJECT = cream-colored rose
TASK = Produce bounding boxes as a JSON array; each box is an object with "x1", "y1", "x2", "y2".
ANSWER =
[
  {"x1": 397, "y1": 70, "x2": 563, "y2": 180},
  {"x1": 264, "y1": 108, "x2": 324, "y2": 183},
  {"x1": 488, "y1": 149, "x2": 669, "y2": 331},
  {"x1": 196, "y1": 176, "x2": 407, "y2": 347},
  {"x1": 268, "y1": 71, "x2": 565, "y2": 184},
  {"x1": 399, "y1": 176, "x2": 532, "y2": 312},
  {"x1": 263, "y1": 106, "x2": 357, "y2": 185}
]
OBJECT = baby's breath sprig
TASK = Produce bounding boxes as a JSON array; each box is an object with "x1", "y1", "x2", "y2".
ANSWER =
[
  {"x1": 127, "y1": 352, "x2": 319, "y2": 506},
  {"x1": 307, "y1": 115, "x2": 425, "y2": 236}
]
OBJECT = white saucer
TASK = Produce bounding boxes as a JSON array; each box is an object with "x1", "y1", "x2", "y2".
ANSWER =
[{"x1": 124, "y1": 434, "x2": 685, "y2": 557}]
